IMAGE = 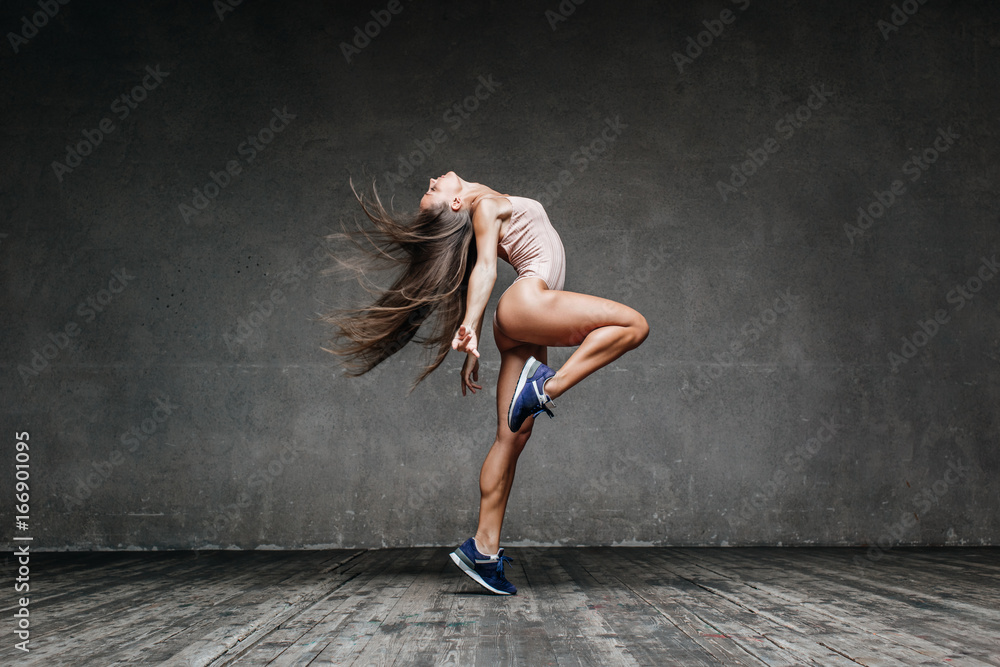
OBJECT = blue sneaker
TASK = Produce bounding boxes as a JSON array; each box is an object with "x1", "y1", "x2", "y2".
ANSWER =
[
  {"x1": 508, "y1": 356, "x2": 556, "y2": 432},
  {"x1": 449, "y1": 538, "x2": 517, "y2": 595}
]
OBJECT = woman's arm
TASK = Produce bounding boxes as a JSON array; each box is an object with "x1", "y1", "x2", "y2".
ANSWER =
[{"x1": 452, "y1": 198, "x2": 500, "y2": 358}]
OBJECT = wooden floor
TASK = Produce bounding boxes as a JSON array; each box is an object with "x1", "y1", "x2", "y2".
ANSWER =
[{"x1": 2, "y1": 547, "x2": 998, "y2": 666}]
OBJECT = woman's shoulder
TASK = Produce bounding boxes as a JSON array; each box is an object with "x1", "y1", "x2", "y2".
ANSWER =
[
  {"x1": 475, "y1": 194, "x2": 513, "y2": 217},
  {"x1": 486, "y1": 194, "x2": 542, "y2": 210},
  {"x1": 504, "y1": 195, "x2": 544, "y2": 209}
]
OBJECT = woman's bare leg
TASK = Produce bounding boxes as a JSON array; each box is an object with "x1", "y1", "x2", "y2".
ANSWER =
[
  {"x1": 494, "y1": 278, "x2": 649, "y2": 400},
  {"x1": 472, "y1": 279, "x2": 647, "y2": 554},
  {"x1": 473, "y1": 333, "x2": 545, "y2": 556}
]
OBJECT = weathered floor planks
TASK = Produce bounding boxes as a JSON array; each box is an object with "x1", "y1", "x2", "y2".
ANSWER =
[{"x1": 1, "y1": 547, "x2": 997, "y2": 666}]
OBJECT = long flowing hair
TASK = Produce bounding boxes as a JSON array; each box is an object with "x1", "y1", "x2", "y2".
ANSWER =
[{"x1": 321, "y1": 178, "x2": 476, "y2": 393}]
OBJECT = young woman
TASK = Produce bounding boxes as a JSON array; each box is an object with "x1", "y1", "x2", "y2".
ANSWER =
[{"x1": 325, "y1": 172, "x2": 649, "y2": 595}]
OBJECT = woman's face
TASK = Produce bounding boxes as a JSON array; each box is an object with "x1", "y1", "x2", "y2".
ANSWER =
[{"x1": 420, "y1": 171, "x2": 462, "y2": 212}]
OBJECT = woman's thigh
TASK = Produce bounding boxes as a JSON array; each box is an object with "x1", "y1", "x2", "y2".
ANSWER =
[{"x1": 495, "y1": 277, "x2": 643, "y2": 348}]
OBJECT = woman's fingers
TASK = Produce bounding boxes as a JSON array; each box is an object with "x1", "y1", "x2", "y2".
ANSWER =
[
  {"x1": 461, "y1": 352, "x2": 482, "y2": 395},
  {"x1": 453, "y1": 328, "x2": 480, "y2": 357},
  {"x1": 452, "y1": 325, "x2": 474, "y2": 351}
]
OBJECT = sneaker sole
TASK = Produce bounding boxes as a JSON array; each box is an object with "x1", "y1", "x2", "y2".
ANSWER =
[
  {"x1": 508, "y1": 357, "x2": 541, "y2": 432},
  {"x1": 449, "y1": 550, "x2": 514, "y2": 595}
]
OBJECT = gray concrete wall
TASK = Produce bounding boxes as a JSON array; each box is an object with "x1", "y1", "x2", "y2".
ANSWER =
[{"x1": 1, "y1": 0, "x2": 997, "y2": 551}]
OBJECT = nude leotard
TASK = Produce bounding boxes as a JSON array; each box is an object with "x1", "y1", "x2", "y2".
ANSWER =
[
  {"x1": 489, "y1": 195, "x2": 566, "y2": 331},
  {"x1": 494, "y1": 195, "x2": 566, "y2": 292}
]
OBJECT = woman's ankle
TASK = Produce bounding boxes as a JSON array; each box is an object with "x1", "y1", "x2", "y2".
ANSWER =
[
  {"x1": 474, "y1": 535, "x2": 499, "y2": 556},
  {"x1": 543, "y1": 375, "x2": 561, "y2": 401}
]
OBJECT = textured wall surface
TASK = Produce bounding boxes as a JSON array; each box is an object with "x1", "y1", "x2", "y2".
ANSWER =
[{"x1": 1, "y1": 0, "x2": 998, "y2": 551}]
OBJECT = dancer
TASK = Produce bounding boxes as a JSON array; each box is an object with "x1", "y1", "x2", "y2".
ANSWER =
[{"x1": 325, "y1": 172, "x2": 648, "y2": 595}]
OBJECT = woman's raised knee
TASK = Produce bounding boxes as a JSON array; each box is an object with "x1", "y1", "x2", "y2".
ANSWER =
[{"x1": 631, "y1": 312, "x2": 650, "y2": 348}]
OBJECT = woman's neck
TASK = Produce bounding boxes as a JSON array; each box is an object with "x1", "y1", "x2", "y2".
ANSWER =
[{"x1": 464, "y1": 183, "x2": 503, "y2": 211}]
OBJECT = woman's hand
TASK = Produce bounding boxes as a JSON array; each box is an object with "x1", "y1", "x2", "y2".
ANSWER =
[
  {"x1": 451, "y1": 324, "x2": 480, "y2": 358},
  {"x1": 461, "y1": 353, "x2": 482, "y2": 396}
]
